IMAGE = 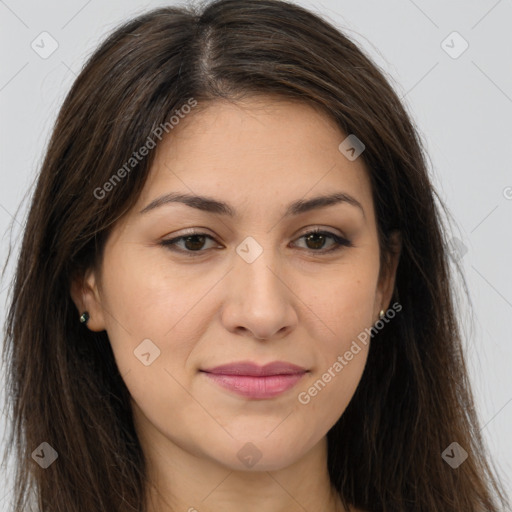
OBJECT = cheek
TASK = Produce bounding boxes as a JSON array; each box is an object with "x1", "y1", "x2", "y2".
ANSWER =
[
  {"x1": 101, "y1": 240, "x2": 221, "y2": 313},
  {"x1": 294, "y1": 265, "x2": 377, "y2": 419},
  {"x1": 296, "y1": 308, "x2": 371, "y2": 430},
  {"x1": 296, "y1": 351, "x2": 367, "y2": 437},
  {"x1": 97, "y1": 246, "x2": 214, "y2": 376},
  {"x1": 98, "y1": 253, "x2": 211, "y2": 449},
  {"x1": 311, "y1": 263, "x2": 379, "y2": 347}
]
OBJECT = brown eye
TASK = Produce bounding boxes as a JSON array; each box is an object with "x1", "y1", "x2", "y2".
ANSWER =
[
  {"x1": 304, "y1": 232, "x2": 328, "y2": 250},
  {"x1": 293, "y1": 229, "x2": 353, "y2": 253},
  {"x1": 160, "y1": 232, "x2": 219, "y2": 254},
  {"x1": 160, "y1": 229, "x2": 353, "y2": 257},
  {"x1": 181, "y1": 235, "x2": 208, "y2": 251}
]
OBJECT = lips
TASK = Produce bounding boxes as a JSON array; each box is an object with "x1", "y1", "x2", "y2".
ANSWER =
[
  {"x1": 201, "y1": 361, "x2": 307, "y2": 376},
  {"x1": 200, "y1": 361, "x2": 308, "y2": 399}
]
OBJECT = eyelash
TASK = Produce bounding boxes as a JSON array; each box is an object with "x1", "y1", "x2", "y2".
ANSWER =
[{"x1": 159, "y1": 228, "x2": 353, "y2": 256}]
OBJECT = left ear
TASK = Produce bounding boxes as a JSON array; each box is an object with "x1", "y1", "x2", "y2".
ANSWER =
[
  {"x1": 70, "y1": 266, "x2": 107, "y2": 332},
  {"x1": 375, "y1": 230, "x2": 402, "y2": 318}
]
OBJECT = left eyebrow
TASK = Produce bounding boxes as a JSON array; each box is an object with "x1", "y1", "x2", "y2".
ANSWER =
[{"x1": 139, "y1": 191, "x2": 365, "y2": 219}]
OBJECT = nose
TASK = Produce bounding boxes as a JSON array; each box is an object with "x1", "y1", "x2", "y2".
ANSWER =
[{"x1": 220, "y1": 245, "x2": 298, "y2": 340}]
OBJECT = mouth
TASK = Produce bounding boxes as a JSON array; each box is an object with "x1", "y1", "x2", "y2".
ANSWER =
[{"x1": 199, "y1": 361, "x2": 309, "y2": 399}]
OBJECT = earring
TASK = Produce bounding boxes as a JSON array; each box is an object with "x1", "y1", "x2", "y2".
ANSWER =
[
  {"x1": 80, "y1": 311, "x2": 90, "y2": 324},
  {"x1": 379, "y1": 309, "x2": 385, "y2": 319}
]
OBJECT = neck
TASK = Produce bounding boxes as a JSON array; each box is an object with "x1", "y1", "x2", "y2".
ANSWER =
[{"x1": 139, "y1": 426, "x2": 347, "y2": 512}]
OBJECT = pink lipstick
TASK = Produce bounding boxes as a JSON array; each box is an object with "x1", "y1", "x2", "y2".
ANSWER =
[{"x1": 200, "y1": 361, "x2": 308, "y2": 399}]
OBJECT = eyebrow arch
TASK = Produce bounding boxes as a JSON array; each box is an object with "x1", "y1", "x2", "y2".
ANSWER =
[{"x1": 139, "y1": 191, "x2": 365, "y2": 219}]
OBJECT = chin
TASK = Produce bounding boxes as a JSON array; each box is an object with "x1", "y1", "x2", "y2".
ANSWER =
[{"x1": 205, "y1": 435, "x2": 309, "y2": 472}]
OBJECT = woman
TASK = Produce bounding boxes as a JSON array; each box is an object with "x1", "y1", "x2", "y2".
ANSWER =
[{"x1": 2, "y1": 0, "x2": 509, "y2": 511}]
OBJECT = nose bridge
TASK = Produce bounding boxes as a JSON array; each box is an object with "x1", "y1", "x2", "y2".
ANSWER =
[
  {"x1": 234, "y1": 236, "x2": 284, "y2": 307},
  {"x1": 221, "y1": 235, "x2": 296, "y2": 339}
]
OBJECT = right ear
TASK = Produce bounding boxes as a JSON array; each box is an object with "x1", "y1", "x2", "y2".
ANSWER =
[{"x1": 70, "y1": 267, "x2": 107, "y2": 332}]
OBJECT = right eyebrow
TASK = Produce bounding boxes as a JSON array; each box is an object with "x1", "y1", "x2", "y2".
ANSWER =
[{"x1": 139, "y1": 191, "x2": 365, "y2": 220}]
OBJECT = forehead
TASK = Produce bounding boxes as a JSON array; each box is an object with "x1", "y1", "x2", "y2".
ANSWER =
[{"x1": 134, "y1": 97, "x2": 374, "y2": 222}]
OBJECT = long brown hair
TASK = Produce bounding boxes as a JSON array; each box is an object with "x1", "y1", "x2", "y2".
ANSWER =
[{"x1": 2, "y1": 0, "x2": 509, "y2": 510}]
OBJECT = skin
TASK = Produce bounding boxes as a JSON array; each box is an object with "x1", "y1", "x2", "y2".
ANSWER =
[{"x1": 71, "y1": 96, "x2": 401, "y2": 512}]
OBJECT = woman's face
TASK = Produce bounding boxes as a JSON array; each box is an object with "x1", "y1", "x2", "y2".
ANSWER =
[{"x1": 74, "y1": 97, "x2": 400, "y2": 472}]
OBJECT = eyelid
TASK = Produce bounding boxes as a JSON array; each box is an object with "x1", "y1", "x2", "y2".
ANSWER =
[
  {"x1": 159, "y1": 227, "x2": 353, "y2": 256},
  {"x1": 292, "y1": 227, "x2": 353, "y2": 252},
  {"x1": 295, "y1": 224, "x2": 345, "y2": 239}
]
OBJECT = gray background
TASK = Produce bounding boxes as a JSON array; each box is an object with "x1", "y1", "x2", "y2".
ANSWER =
[{"x1": 1, "y1": 0, "x2": 511, "y2": 508}]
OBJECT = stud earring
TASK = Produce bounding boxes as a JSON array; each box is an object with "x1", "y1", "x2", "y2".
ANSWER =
[
  {"x1": 379, "y1": 309, "x2": 385, "y2": 319},
  {"x1": 80, "y1": 311, "x2": 90, "y2": 324}
]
